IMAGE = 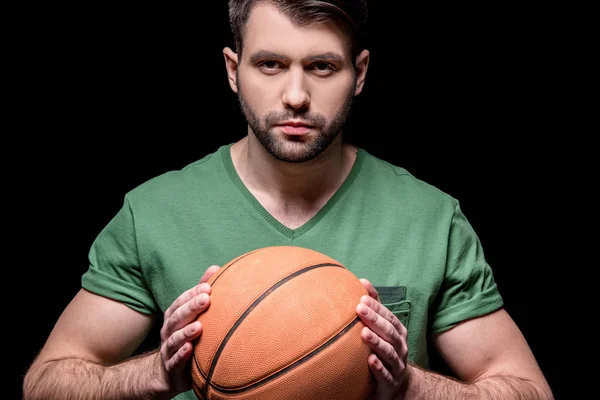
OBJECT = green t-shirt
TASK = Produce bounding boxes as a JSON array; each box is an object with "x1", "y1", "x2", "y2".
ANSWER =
[{"x1": 82, "y1": 143, "x2": 503, "y2": 400}]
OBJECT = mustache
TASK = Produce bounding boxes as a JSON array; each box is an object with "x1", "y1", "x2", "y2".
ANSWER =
[{"x1": 265, "y1": 111, "x2": 326, "y2": 128}]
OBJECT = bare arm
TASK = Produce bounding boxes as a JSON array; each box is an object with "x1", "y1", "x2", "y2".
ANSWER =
[
  {"x1": 405, "y1": 308, "x2": 554, "y2": 399},
  {"x1": 23, "y1": 266, "x2": 219, "y2": 400},
  {"x1": 357, "y1": 280, "x2": 553, "y2": 400},
  {"x1": 22, "y1": 289, "x2": 166, "y2": 400}
]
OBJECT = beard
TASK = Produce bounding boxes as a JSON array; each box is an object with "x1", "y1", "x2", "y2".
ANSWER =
[{"x1": 236, "y1": 77, "x2": 356, "y2": 163}]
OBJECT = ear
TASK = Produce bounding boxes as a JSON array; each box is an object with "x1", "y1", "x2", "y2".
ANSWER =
[
  {"x1": 223, "y1": 47, "x2": 239, "y2": 93},
  {"x1": 353, "y1": 49, "x2": 370, "y2": 96}
]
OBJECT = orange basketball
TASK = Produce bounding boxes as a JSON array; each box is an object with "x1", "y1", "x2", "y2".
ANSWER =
[{"x1": 190, "y1": 245, "x2": 375, "y2": 400}]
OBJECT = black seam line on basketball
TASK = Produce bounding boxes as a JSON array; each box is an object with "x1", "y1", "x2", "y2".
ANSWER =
[
  {"x1": 192, "y1": 381, "x2": 207, "y2": 400},
  {"x1": 202, "y1": 262, "x2": 345, "y2": 398},
  {"x1": 214, "y1": 318, "x2": 361, "y2": 395},
  {"x1": 191, "y1": 247, "x2": 265, "y2": 379}
]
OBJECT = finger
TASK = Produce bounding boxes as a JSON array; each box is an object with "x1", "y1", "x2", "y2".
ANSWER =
[
  {"x1": 360, "y1": 295, "x2": 407, "y2": 339},
  {"x1": 360, "y1": 324, "x2": 403, "y2": 378},
  {"x1": 164, "y1": 282, "x2": 212, "y2": 321},
  {"x1": 359, "y1": 278, "x2": 380, "y2": 302},
  {"x1": 164, "y1": 320, "x2": 203, "y2": 362},
  {"x1": 367, "y1": 353, "x2": 396, "y2": 394},
  {"x1": 162, "y1": 291, "x2": 210, "y2": 340},
  {"x1": 357, "y1": 298, "x2": 406, "y2": 377},
  {"x1": 199, "y1": 265, "x2": 221, "y2": 284},
  {"x1": 359, "y1": 295, "x2": 408, "y2": 372},
  {"x1": 162, "y1": 321, "x2": 203, "y2": 373}
]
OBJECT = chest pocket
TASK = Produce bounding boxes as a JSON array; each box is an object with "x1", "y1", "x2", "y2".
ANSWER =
[{"x1": 374, "y1": 286, "x2": 411, "y2": 329}]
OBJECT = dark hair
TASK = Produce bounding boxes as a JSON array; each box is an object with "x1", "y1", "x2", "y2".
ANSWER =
[{"x1": 228, "y1": 0, "x2": 368, "y2": 62}]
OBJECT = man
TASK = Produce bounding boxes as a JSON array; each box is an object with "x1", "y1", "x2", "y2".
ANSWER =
[{"x1": 23, "y1": 1, "x2": 553, "y2": 399}]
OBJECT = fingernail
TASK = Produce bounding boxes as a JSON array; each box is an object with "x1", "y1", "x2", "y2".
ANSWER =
[
  {"x1": 358, "y1": 303, "x2": 369, "y2": 316},
  {"x1": 196, "y1": 293, "x2": 207, "y2": 306}
]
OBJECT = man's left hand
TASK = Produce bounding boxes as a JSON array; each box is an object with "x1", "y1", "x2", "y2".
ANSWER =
[{"x1": 357, "y1": 279, "x2": 410, "y2": 400}]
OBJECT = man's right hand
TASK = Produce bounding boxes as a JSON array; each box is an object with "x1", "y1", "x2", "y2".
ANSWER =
[
  {"x1": 22, "y1": 264, "x2": 222, "y2": 400},
  {"x1": 158, "y1": 264, "x2": 221, "y2": 396}
]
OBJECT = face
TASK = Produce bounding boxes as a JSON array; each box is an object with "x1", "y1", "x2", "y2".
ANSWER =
[{"x1": 225, "y1": 3, "x2": 368, "y2": 163}]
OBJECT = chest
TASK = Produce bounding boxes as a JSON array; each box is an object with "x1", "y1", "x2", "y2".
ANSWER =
[{"x1": 255, "y1": 195, "x2": 329, "y2": 230}]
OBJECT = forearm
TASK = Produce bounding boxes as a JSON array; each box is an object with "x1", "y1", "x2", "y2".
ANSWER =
[
  {"x1": 23, "y1": 349, "x2": 173, "y2": 400},
  {"x1": 405, "y1": 364, "x2": 554, "y2": 400}
]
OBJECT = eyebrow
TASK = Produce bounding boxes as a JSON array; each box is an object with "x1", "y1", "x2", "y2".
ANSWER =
[{"x1": 249, "y1": 50, "x2": 344, "y2": 64}]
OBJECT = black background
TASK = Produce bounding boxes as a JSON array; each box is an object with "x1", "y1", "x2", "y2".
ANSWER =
[{"x1": 13, "y1": 1, "x2": 577, "y2": 398}]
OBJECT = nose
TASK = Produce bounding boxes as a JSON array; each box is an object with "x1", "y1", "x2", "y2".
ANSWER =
[{"x1": 281, "y1": 68, "x2": 310, "y2": 111}]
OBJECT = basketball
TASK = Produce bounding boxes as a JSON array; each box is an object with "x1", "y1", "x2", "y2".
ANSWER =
[{"x1": 190, "y1": 245, "x2": 375, "y2": 400}]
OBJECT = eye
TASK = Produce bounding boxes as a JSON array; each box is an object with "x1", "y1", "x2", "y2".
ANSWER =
[
  {"x1": 310, "y1": 62, "x2": 336, "y2": 76},
  {"x1": 257, "y1": 60, "x2": 284, "y2": 74}
]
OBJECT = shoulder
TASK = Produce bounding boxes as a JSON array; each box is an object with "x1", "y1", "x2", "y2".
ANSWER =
[
  {"x1": 357, "y1": 148, "x2": 459, "y2": 213},
  {"x1": 123, "y1": 144, "x2": 231, "y2": 210}
]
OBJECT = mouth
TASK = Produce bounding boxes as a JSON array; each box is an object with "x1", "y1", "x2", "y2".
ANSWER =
[{"x1": 275, "y1": 121, "x2": 314, "y2": 135}]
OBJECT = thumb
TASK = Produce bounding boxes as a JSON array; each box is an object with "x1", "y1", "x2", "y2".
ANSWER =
[
  {"x1": 199, "y1": 265, "x2": 221, "y2": 284},
  {"x1": 359, "y1": 278, "x2": 380, "y2": 303}
]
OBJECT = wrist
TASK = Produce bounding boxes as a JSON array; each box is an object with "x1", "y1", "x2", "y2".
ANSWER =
[
  {"x1": 402, "y1": 363, "x2": 417, "y2": 396},
  {"x1": 145, "y1": 350, "x2": 178, "y2": 400},
  {"x1": 403, "y1": 363, "x2": 434, "y2": 398}
]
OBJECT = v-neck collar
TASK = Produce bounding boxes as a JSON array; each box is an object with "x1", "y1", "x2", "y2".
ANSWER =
[{"x1": 222, "y1": 143, "x2": 365, "y2": 239}]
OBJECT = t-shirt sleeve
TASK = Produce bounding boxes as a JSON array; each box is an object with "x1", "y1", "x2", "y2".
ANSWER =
[
  {"x1": 430, "y1": 203, "x2": 504, "y2": 333},
  {"x1": 81, "y1": 195, "x2": 158, "y2": 315}
]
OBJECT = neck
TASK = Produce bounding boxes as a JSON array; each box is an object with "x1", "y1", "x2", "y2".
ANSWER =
[{"x1": 230, "y1": 133, "x2": 356, "y2": 204}]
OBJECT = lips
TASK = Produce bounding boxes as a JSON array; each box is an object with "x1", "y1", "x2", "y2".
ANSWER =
[
  {"x1": 275, "y1": 122, "x2": 313, "y2": 135},
  {"x1": 276, "y1": 121, "x2": 313, "y2": 128}
]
